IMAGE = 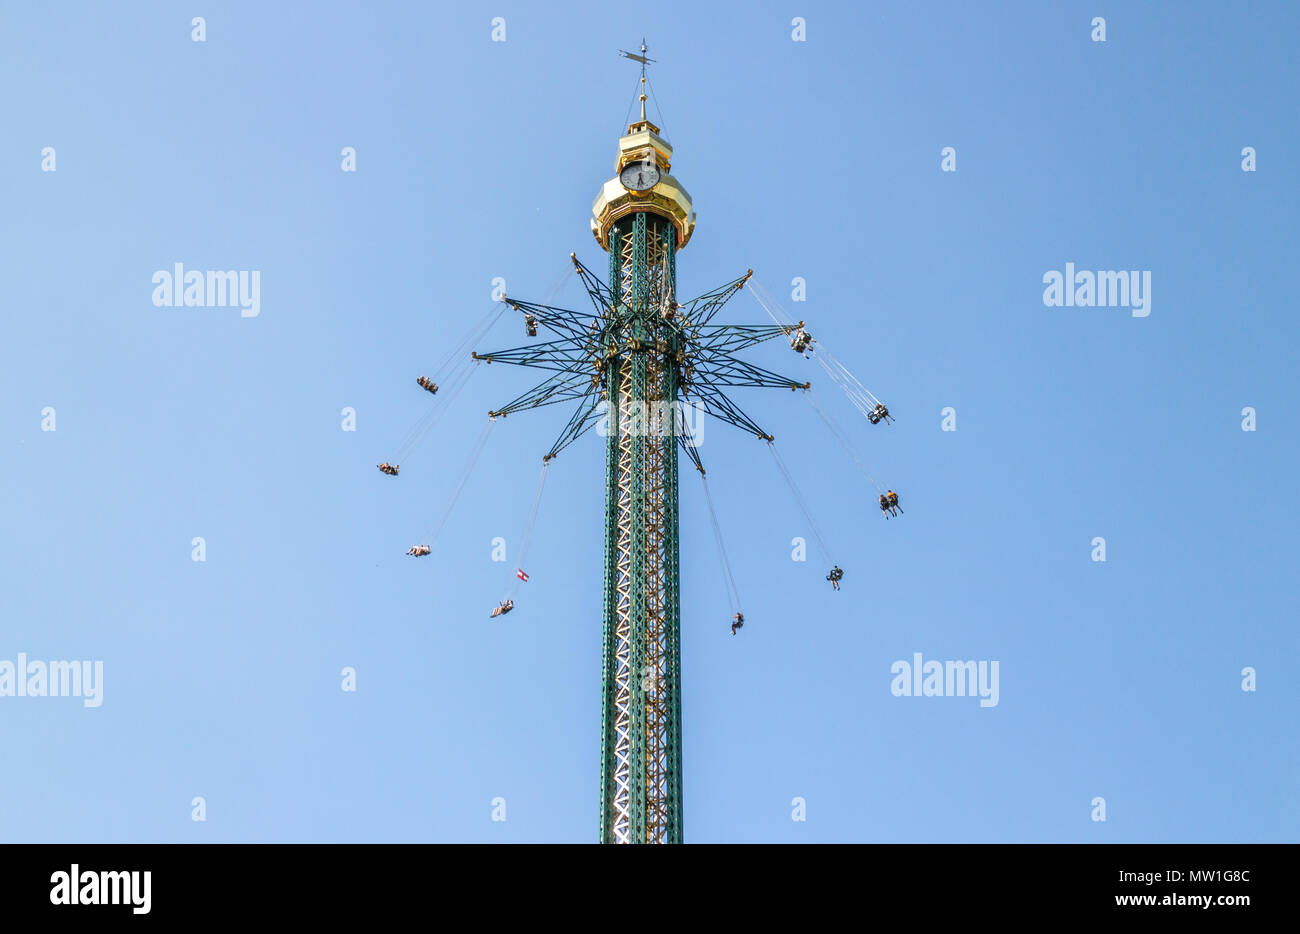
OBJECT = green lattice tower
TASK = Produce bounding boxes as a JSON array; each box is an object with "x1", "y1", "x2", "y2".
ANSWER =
[{"x1": 598, "y1": 213, "x2": 684, "y2": 843}]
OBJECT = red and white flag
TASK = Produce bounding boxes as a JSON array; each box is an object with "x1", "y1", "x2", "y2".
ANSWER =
[{"x1": 517, "y1": 569, "x2": 529, "y2": 582}]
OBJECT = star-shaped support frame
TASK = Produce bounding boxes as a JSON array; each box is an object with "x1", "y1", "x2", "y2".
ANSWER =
[{"x1": 473, "y1": 254, "x2": 810, "y2": 475}]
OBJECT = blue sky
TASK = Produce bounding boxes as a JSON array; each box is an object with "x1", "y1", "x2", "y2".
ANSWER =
[{"x1": 1, "y1": 1, "x2": 1296, "y2": 842}]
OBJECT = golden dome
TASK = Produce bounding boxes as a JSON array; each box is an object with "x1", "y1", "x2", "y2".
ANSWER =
[{"x1": 591, "y1": 111, "x2": 695, "y2": 251}]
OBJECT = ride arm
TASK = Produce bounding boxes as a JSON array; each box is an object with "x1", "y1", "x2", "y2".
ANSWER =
[
  {"x1": 681, "y1": 382, "x2": 773, "y2": 441},
  {"x1": 678, "y1": 270, "x2": 752, "y2": 327},
  {"x1": 570, "y1": 252, "x2": 616, "y2": 321},
  {"x1": 472, "y1": 337, "x2": 592, "y2": 373},
  {"x1": 687, "y1": 323, "x2": 797, "y2": 356},
  {"x1": 544, "y1": 393, "x2": 607, "y2": 461},
  {"x1": 489, "y1": 370, "x2": 595, "y2": 417},
  {"x1": 503, "y1": 298, "x2": 596, "y2": 342},
  {"x1": 690, "y1": 355, "x2": 809, "y2": 391}
]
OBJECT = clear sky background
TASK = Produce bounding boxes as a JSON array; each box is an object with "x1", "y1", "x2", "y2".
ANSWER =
[{"x1": 2, "y1": 1, "x2": 1296, "y2": 843}]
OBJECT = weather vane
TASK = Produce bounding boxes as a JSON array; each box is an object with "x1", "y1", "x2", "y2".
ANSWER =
[
  {"x1": 618, "y1": 38, "x2": 655, "y2": 74},
  {"x1": 619, "y1": 39, "x2": 656, "y2": 125}
]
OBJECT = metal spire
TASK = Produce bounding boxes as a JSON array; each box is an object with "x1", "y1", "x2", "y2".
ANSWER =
[{"x1": 620, "y1": 39, "x2": 655, "y2": 124}]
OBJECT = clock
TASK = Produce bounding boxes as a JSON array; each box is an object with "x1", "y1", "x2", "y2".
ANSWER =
[{"x1": 619, "y1": 161, "x2": 661, "y2": 192}]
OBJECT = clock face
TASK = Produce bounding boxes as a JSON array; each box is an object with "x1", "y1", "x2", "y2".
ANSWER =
[{"x1": 620, "y1": 161, "x2": 661, "y2": 191}]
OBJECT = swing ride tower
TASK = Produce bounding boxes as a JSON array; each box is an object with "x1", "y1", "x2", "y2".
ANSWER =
[{"x1": 473, "y1": 46, "x2": 810, "y2": 843}]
